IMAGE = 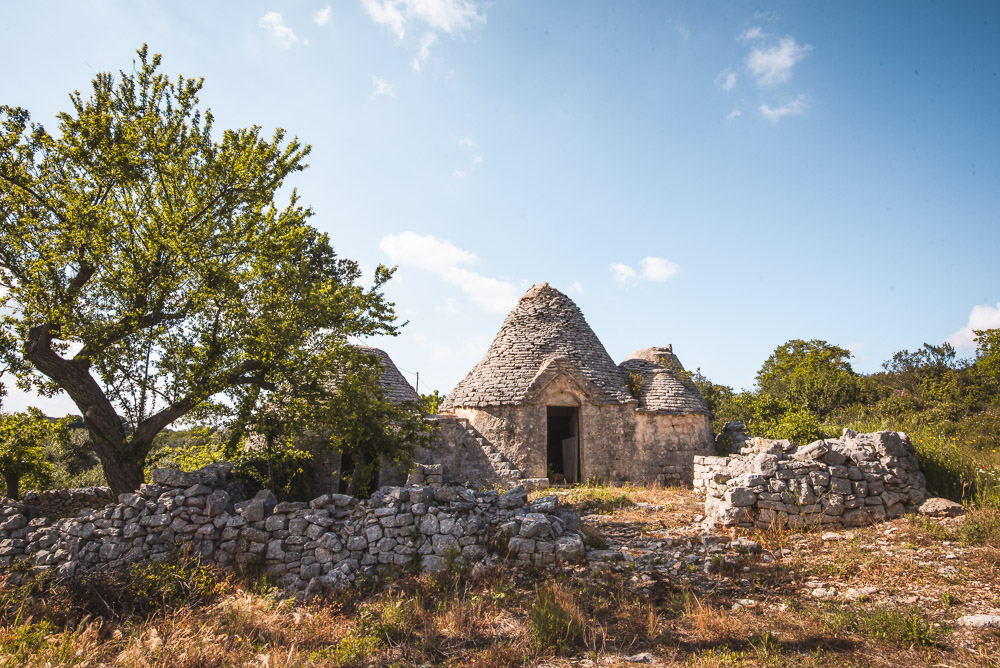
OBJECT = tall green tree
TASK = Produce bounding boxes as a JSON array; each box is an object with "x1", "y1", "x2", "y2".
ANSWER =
[
  {"x1": 756, "y1": 339, "x2": 861, "y2": 417},
  {"x1": 974, "y1": 328, "x2": 1000, "y2": 393},
  {"x1": 0, "y1": 46, "x2": 398, "y2": 495},
  {"x1": 0, "y1": 408, "x2": 68, "y2": 500}
]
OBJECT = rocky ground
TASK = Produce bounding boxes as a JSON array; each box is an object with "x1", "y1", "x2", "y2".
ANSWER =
[
  {"x1": 543, "y1": 484, "x2": 1000, "y2": 666},
  {"x1": 1, "y1": 483, "x2": 998, "y2": 667}
]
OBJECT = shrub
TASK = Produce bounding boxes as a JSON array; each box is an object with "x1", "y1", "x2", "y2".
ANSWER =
[{"x1": 529, "y1": 583, "x2": 584, "y2": 654}]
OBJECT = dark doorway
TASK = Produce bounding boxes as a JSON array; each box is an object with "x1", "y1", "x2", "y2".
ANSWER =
[
  {"x1": 546, "y1": 406, "x2": 580, "y2": 483},
  {"x1": 337, "y1": 452, "x2": 355, "y2": 495}
]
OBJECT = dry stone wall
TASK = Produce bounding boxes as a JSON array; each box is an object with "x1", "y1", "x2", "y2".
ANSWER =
[
  {"x1": 694, "y1": 429, "x2": 928, "y2": 529},
  {"x1": 19, "y1": 487, "x2": 116, "y2": 519},
  {"x1": 0, "y1": 463, "x2": 586, "y2": 596}
]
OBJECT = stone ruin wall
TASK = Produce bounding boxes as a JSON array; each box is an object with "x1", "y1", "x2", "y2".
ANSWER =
[
  {"x1": 694, "y1": 429, "x2": 928, "y2": 530},
  {"x1": 452, "y1": 403, "x2": 711, "y2": 486},
  {"x1": 414, "y1": 416, "x2": 518, "y2": 488},
  {"x1": 18, "y1": 487, "x2": 117, "y2": 519},
  {"x1": 0, "y1": 463, "x2": 586, "y2": 596},
  {"x1": 631, "y1": 412, "x2": 714, "y2": 484}
]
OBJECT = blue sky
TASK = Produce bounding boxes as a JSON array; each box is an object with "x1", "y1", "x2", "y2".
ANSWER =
[{"x1": 3, "y1": 1, "x2": 999, "y2": 414}]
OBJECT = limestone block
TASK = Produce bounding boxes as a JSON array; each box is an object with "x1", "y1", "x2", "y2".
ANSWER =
[
  {"x1": 724, "y1": 487, "x2": 756, "y2": 507},
  {"x1": 918, "y1": 497, "x2": 964, "y2": 517}
]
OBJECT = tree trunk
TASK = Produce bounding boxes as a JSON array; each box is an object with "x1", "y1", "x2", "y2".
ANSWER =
[{"x1": 3, "y1": 470, "x2": 20, "y2": 501}]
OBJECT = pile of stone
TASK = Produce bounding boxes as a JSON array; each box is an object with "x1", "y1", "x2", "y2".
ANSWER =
[
  {"x1": 405, "y1": 462, "x2": 444, "y2": 486},
  {"x1": 694, "y1": 429, "x2": 928, "y2": 529},
  {"x1": 20, "y1": 487, "x2": 116, "y2": 519},
  {"x1": 0, "y1": 462, "x2": 586, "y2": 595}
]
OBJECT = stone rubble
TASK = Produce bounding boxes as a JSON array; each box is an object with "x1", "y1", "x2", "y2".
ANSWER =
[
  {"x1": 694, "y1": 428, "x2": 929, "y2": 529},
  {"x1": 0, "y1": 462, "x2": 586, "y2": 595}
]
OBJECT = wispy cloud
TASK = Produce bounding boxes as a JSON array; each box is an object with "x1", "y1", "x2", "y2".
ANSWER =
[
  {"x1": 453, "y1": 138, "x2": 482, "y2": 179},
  {"x1": 747, "y1": 36, "x2": 812, "y2": 86},
  {"x1": 371, "y1": 77, "x2": 395, "y2": 99},
  {"x1": 640, "y1": 257, "x2": 681, "y2": 282},
  {"x1": 362, "y1": 0, "x2": 485, "y2": 39},
  {"x1": 947, "y1": 302, "x2": 1000, "y2": 349},
  {"x1": 715, "y1": 69, "x2": 737, "y2": 91},
  {"x1": 314, "y1": 5, "x2": 332, "y2": 26},
  {"x1": 760, "y1": 94, "x2": 807, "y2": 123},
  {"x1": 741, "y1": 26, "x2": 764, "y2": 41},
  {"x1": 610, "y1": 263, "x2": 638, "y2": 286},
  {"x1": 380, "y1": 232, "x2": 520, "y2": 313},
  {"x1": 568, "y1": 280, "x2": 584, "y2": 295},
  {"x1": 412, "y1": 31, "x2": 438, "y2": 71},
  {"x1": 259, "y1": 12, "x2": 300, "y2": 48},
  {"x1": 611, "y1": 257, "x2": 680, "y2": 286},
  {"x1": 726, "y1": 107, "x2": 743, "y2": 120}
]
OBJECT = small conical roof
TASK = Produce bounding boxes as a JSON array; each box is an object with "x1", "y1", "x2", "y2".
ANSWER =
[
  {"x1": 354, "y1": 345, "x2": 420, "y2": 403},
  {"x1": 618, "y1": 347, "x2": 710, "y2": 415},
  {"x1": 441, "y1": 283, "x2": 634, "y2": 408}
]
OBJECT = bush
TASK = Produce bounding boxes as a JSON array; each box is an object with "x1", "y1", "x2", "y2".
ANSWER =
[{"x1": 530, "y1": 583, "x2": 584, "y2": 654}]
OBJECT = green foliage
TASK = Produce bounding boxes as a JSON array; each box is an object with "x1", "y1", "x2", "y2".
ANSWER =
[
  {"x1": 0, "y1": 45, "x2": 398, "y2": 494},
  {"x1": 0, "y1": 408, "x2": 69, "y2": 499},
  {"x1": 530, "y1": 583, "x2": 584, "y2": 654},
  {"x1": 716, "y1": 392, "x2": 825, "y2": 444},
  {"x1": 826, "y1": 605, "x2": 937, "y2": 646},
  {"x1": 420, "y1": 390, "x2": 443, "y2": 415},
  {"x1": 975, "y1": 328, "x2": 1000, "y2": 392},
  {"x1": 565, "y1": 480, "x2": 634, "y2": 514},
  {"x1": 232, "y1": 446, "x2": 314, "y2": 502},
  {"x1": 756, "y1": 339, "x2": 862, "y2": 417},
  {"x1": 2, "y1": 554, "x2": 221, "y2": 625}
]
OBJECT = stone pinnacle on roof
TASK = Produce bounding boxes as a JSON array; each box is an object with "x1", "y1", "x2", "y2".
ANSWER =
[{"x1": 441, "y1": 283, "x2": 636, "y2": 409}]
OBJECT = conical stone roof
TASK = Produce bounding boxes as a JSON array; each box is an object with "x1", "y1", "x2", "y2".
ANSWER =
[
  {"x1": 441, "y1": 283, "x2": 635, "y2": 409},
  {"x1": 354, "y1": 346, "x2": 420, "y2": 403},
  {"x1": 618, "y1": 347, "x2": 710, "y2": 415}
]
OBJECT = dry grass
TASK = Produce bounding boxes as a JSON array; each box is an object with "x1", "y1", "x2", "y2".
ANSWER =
[{"x1": 3, "y1": 485, "x2": 1000, "y2": 667}]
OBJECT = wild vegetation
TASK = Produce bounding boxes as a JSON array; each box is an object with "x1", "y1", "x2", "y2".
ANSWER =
[
  {"x1": 695, "y1": 332, "x2": 1000, "y2": 508},
  {"x1": 2, "y1": 484, "x2": 997, "y2": 667}
]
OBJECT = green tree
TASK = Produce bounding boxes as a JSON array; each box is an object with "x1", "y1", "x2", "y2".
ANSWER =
[
  {"x1": 974, "y1": 329, "x2": 1000, "y2": 394},
  {"x1": 756, "y1": 339, "x2": 861, "y2": 417},
  {"x1": 0, "y1": 408, "x2": 69, "y2": 500},
  {"x1": 881, "y1": 342, "x2": 961, "y2": 395},
  {"x1": 0, "y1": 47, "x2": 398, "y2": 495}
]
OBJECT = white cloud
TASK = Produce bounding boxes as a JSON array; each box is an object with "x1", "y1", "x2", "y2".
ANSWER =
[
  {"x1": 259, "y1": 12, "x2": 301, "y2": 48},
  {"x1": 568, "y1": 280, "x2": 584, "y2": 295},
  {"x1": 947, "y1": 302, "x2": 1000, "y2": 349},
  {"x1": 314, "y1": 5, "x2": 332, "y2": 26},
  {"x1": 726, "y1": 107, "x2": 743, "y2": 120},
  {"x1": 379, "y1": 231, "x2": 476, "y2": 271},
  {"x1": 760, "y1": 94, "x2": 807, "y2": 122},
  {"x1": 715, "y1": 69, "x2": 737, "y2": 91},
  {"x1": 363, "y1": 0, "x2": 485, "y2": 39},
  {"x1": 414, "y1": 332, "x2": 492, "y2": 363},
  {"x1": 610, "y1": 263, "x2": 638, "y2": 286},
  {"x1": 458, "y1": 137, "x2": 477, "y2": 147},
  {"x1": 379, "y1": 232, "x2": 520, "y2": 313},
  {"x1": 747, "y1": 36, "x2": 812, "y2": 86},
  {"x1": 640, "y1": 256, "x2": 680, "y2": 282},
  {"x1": 412, "y1": 31, "x2": 437, "y2": 70},
  {"x1": 371, "y1": 77, "x2": 395, "y2": 98},
  {"x1": 741, "y1": 26, "x2": 764, "y2": 41},
  {"x1": 611, "y1": 258, "x2": 680, "y2": 286},
  {"x1": 436, "y1": 298, "x2": 460, "y2": 315},
  {"x1": 452, "y1": 169, "x2": 466, "y2": 179}
]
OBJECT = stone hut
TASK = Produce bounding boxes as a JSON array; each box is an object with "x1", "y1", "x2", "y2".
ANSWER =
[
  {"x1": 308, "y1": 345, "x2": 420, "y2": 495},
  {"x1": 438, "y1": 283, "x2": 713, "y2": 485}
]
